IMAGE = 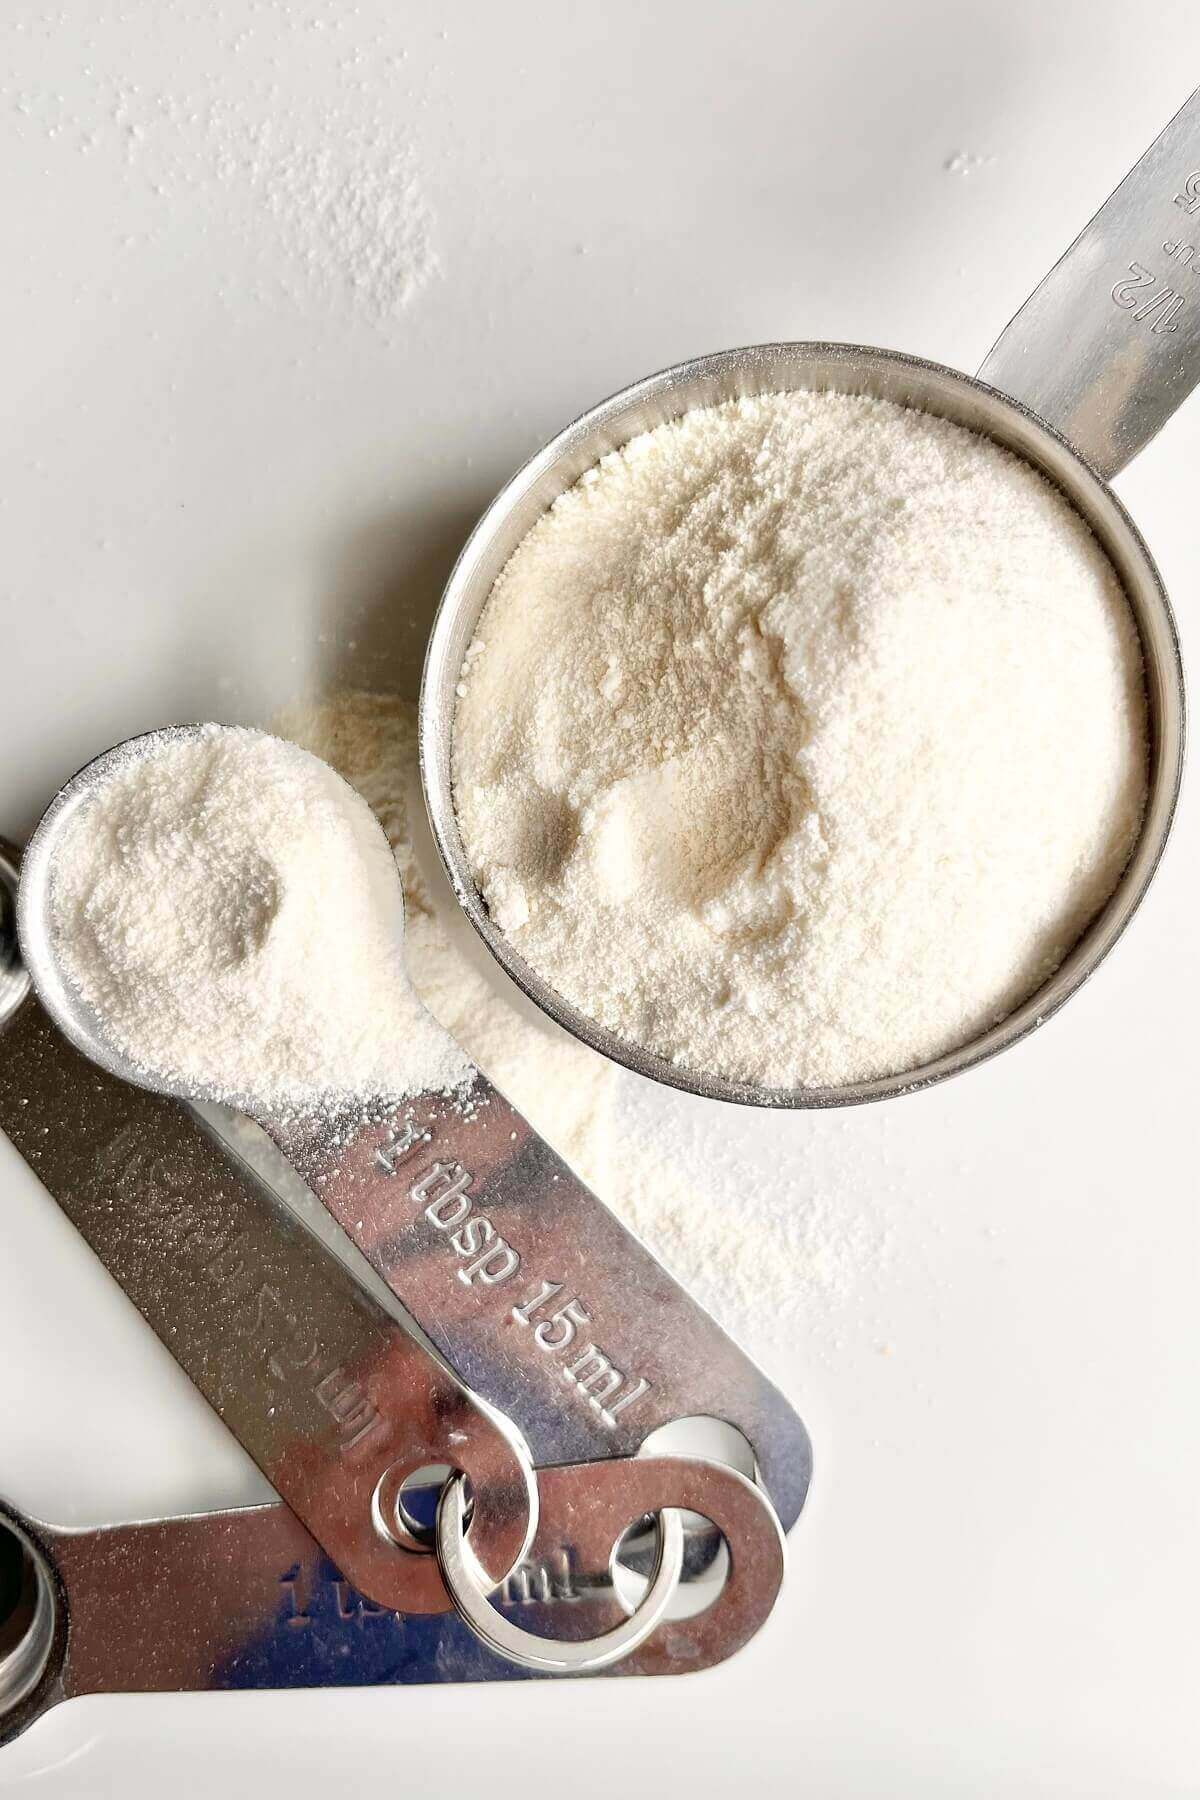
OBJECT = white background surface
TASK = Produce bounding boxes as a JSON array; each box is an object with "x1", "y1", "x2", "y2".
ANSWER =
[{"x1": 1, "y1": 2, "x2": 1198, "y2": 1794}]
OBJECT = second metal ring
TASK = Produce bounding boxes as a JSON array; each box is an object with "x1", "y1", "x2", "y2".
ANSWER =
[{"x1": 435, "y1": 1473, "x2": 684, "y2": 1674}]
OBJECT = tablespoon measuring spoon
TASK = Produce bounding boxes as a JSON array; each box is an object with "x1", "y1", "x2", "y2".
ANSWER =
[
  {"x1": 5, "y1": 829, "x2": 797, "y2": 1681},
  {"x1": 2, "y1": 825, "x2": 536, "y2": 1619},
  {"x1": 15, "y1": 731, "x2": 814, "y2": 1534},
  {"x1": 422, "y1": 87, "x2": 1197, "y2": 1109}
]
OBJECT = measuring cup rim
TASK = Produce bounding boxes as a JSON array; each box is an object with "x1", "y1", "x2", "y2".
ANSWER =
[{"x1": 419, "y1": 339, "x2": 1186, "y2": 1110}]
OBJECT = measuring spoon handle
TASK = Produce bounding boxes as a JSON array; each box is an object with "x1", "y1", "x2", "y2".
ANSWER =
[
  {"x1": 258, "y1": 1073, "x2": 813, "y2": 1532},
  {"x1": 0, "y1": 992, "x2": 534, "y2": 1615},
  {"x1": 0, "y1": 1453, "x2": 783, "y2": 1743},
  {"x1": 979, "y1": 86, "x2": 1200, "y2": 477}
]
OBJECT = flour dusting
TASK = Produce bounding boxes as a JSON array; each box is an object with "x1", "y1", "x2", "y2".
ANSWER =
[{"x1": 3, "y1": 51, "x2": 439, "y2": 327}]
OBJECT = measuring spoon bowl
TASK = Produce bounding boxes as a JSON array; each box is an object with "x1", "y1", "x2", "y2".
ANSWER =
[
  {"x1": 15, "y1": 724, "x2": 414, "y2": 1110},
  {"x1": 17, "y1": 727, "x2": 262, "y2": 1104}
]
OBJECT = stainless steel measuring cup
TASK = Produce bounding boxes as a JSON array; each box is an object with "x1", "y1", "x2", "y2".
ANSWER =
[{"x1": 421, "y1": 92, "x2": 1197, "y2": 1109}]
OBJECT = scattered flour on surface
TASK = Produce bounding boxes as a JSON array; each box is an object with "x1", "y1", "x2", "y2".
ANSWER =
[
  {"x1": 269, "y1": 691, "x2": 891, "y2": 1352},
  {"x1": 2, "y1": 57, "x2": 439, "y2": 326},
  {"x1": 48, "y1": 726, "x2": 469, "y2": 1112},
  {"x1": 204, "y1": 105, "x2": 439, "y2": 320},
  {"x1": 452, "y1": 392, "x2": 1148, "y2": 1090},
  {"x1": 944, "y1": 150, "x2": 995, "y2": 175}
]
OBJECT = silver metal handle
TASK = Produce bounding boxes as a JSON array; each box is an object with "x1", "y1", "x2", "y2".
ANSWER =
[
  {"x1": 978, "y1": 87, "x2": 1200, "y2": 477},
  {"x1": 258, "y1": 1078, "x2": 813, "y2": 1533},
  {"x1": 0, "y1": 1452, "x2": 786, "y2": 1742},
  {"x1": 0, "y1": 985, "x2": 536, "y2": 1617}
]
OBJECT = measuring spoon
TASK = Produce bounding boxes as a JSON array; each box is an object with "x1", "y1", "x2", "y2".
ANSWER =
[
  {"x1": 3, "y1": 837, "x2": 790, "y2": 1693},
  {"x1": 0, "y1": 884, "x2": 536, "y2": 1617},
  {"x1": 13, "y1": 749, "x2": 814, "y2": 1533},
  {"x1": 3, "y1": 845, "x2": 724, "y2": 1681},
  {"x1": 422, "y1": 89, "x2": 1196, "y2": 1108}
]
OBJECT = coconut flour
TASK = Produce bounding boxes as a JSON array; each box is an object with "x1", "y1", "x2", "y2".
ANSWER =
[
  {"x1": 47, "y1": 726, "x2": 470, "y2": 1111},
  {"x1": 452, "y1": 392, "x2": 1149, "y2": 1089}
]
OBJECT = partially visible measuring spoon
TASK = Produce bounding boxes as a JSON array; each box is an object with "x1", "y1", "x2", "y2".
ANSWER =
[
  {"x1": 1, "y1": 853, "x2": 536, "y2": 1616},
  {"x1": 0, "y1": 1446, "x2": 783, "y2": 1748},
  {"x1": 16, "y1": 730, "x2": 814, "y2": 1534},
  {"x1": 1, "y1": 833, "x2": 785, "y2": 1687}
]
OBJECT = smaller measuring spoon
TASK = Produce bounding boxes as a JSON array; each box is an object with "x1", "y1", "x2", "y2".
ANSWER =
[{"x1": 14, "y1": 734, "x2": 814, "y2": 1537}]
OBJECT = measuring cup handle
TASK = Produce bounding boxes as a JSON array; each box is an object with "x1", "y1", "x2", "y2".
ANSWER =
[{"x1": 977, "y1": 87, "x2": 1200, "y2": 479}]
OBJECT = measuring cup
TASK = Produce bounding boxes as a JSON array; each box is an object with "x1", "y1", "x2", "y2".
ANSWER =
[{"x1": 421, "y1": 92, "x2": 1197, "y2": 1108}]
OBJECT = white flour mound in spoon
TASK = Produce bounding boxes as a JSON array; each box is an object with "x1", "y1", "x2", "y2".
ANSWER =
[
  {"x1": 48, "y1": 726, "x2": 470, "y2": 1111},
  {"x1": 453, "y1": 391, "x2": 1149, "y2": 1090}
]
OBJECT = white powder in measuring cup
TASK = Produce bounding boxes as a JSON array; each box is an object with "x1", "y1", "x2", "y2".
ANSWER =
[
  {"x1": 47, "y1": 726, "x2": 470, "y2": 1112},
  {"x1": 452, "y1": 392, "x2": 1149, "y2": 1089}
]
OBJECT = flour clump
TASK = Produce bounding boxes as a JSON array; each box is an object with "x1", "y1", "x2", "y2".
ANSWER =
[{"x1": 452, "y1": 392, "x2": 1149, "y2": 1088}]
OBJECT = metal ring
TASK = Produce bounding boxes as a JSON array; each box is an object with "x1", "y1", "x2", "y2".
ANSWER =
[
  {"x1": 435, "y1": 1473, "x2": 684, "y2": 1674},
  {"x1": 0, "y1": 1512, "x2": 58, "y2": 1727},
  {"x1": 0, "y1": 843, "x2": 30, "y2": 1033}
]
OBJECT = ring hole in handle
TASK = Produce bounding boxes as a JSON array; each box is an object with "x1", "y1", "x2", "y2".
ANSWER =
[
  {"x1": 610, "y1": 1414, "x2": 749, "y2": 1616},
  {"x1": 397, "y1": 1464, "x2": 474, "y2": 1548},
  {"x1": 612, "y1": 1512, "x2": 730, "y2": 1622},
  {"x1": 373, "y1": 1460, "x2": 476, "y2": 1554}
]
